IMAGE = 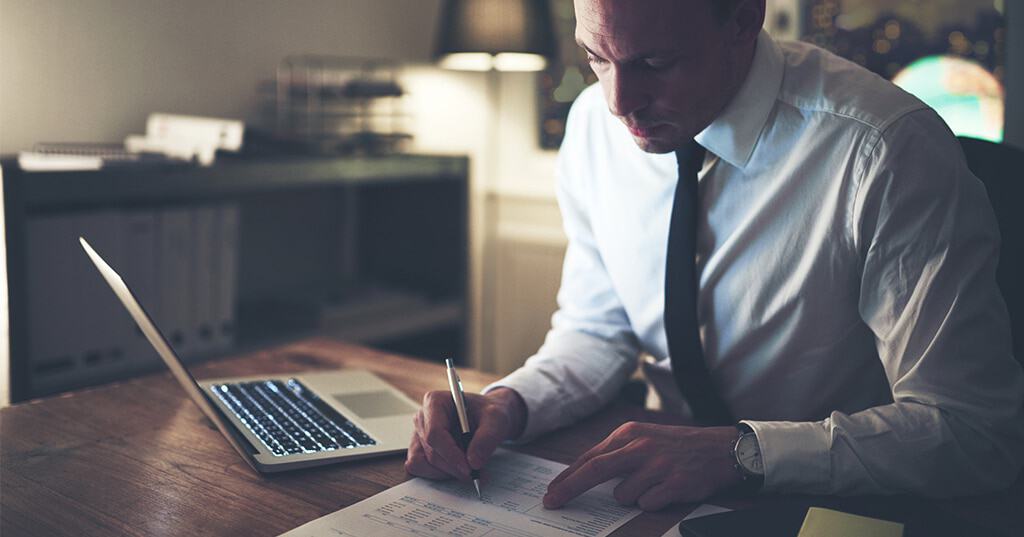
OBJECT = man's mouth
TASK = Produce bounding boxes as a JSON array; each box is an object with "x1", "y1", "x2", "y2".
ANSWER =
[{"x1": 626, "y1": 123, "x2": 665, "y2": 138}]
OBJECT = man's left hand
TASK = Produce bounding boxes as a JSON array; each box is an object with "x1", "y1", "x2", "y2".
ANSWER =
[{"x1": 543, "y1": 423, "x2": 743, "y2": 511}]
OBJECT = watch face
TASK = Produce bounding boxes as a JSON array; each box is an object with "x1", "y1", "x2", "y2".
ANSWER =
[{"x1": 736, "y1": 433, "x2": 764, "y2": 475}]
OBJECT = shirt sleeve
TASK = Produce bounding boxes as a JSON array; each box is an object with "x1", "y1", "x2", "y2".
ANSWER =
[
  {"x1": 483, "y1": 94, "x2": 641, "y2": 441},
  {"x1": 746, "y1": 109, "x2": 1024, "y2": 496}
]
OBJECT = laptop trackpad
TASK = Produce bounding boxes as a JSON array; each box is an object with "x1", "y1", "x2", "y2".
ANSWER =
[{"x1": 334, "y1": 391, "x2": 417, "y2": 419}]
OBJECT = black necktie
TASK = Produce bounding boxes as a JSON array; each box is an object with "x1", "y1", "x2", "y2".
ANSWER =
[{"x1": 665, "y1": 141, "x2": 734, "y2": 426}]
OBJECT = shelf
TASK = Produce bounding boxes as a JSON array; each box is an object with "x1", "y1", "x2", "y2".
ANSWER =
[
  {"x1": 2, "y1": 152, "x2": 469, "y2": 404},
  {"x1": 1, "y1": 153, "x2": 468, "y2": 210}
]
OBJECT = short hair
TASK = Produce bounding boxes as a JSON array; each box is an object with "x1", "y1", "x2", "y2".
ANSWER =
[{"x1": 710, "y1": 0, "x2": 743, "y2": 23}]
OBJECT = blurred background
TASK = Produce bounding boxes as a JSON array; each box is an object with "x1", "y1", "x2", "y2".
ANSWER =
[{"x1": 1, "y1": 0, "x2": 1020, "y2": 405}]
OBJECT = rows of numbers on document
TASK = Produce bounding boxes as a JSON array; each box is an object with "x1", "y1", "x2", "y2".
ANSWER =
[
  {"x1": 427, "y1": 466, "x2": 552, "y2": 512},
  {"x1": 369, "y1": 496, "x2": 529, "y2": 537}
]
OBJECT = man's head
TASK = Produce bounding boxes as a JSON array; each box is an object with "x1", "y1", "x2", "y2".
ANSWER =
[{"x1": 574, "y1": 0, "x2": 765, "y2": 153}]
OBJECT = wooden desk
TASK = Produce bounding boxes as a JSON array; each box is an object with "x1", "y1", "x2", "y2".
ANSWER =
[{"x1": 2, "y1": 338, "x2": 1021, "y2": 536}]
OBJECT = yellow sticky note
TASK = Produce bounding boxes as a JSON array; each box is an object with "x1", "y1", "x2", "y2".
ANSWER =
[{"x1": 797, "y1": 507, "x2": 904, "y2": 537}]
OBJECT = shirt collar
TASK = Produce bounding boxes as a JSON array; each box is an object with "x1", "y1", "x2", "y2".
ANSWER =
[{"x1": 695, "y1": 30, "x2": 783, "y2": 170}]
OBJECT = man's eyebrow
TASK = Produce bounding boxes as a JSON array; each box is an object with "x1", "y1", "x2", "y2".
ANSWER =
[
  {"x1": 574, "y1": 38, "x2": 679, "y2": 63},
  {"x1": 575, "y1": 39, "x2": 602, "y2": 58}
]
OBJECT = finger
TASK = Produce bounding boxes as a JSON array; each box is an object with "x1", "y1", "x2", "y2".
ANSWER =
[
  {"x1": 635, "y1": 482, "x2": 679, "y2": 512},
  {"x1": 414, "y1": 410, "x2": 468, "y2": 480},
  {"x1": 404, "y1": 434, "x2": 452, "y2": 480},
  {"x1": 543, "y1": 448, "x2": 637, "y2": 509},
  {"x1": 415, "y1": 431, "x2": 469, "y2": 480},
  {"x1": 406, "y1": 435, "x2": 448, "y2": 479},
  {"x1": 612, "y1": 464, "x2": 665, "y2": 506},
  {"x1": 466, "y1": 410, "x2": 509, "y2": 470},
  {"x1": 413, "y1": 409, "x2": 426, "y2": 436},
  {"x1": 548, "y1": 429, "x2": 635, "y2": 489},
  {"x1": 420, "y1": 393, "x2": 472, "y2": 479}
]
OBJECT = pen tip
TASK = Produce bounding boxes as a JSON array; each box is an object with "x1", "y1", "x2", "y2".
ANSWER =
[{"x1": 474, "y1": 480, "x2": 482, "y2": 500}]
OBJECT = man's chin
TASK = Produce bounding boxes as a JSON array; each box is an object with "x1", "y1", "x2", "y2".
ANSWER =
[{"x1": 631, "y1": 135, "x2": 678, "y2": 154}]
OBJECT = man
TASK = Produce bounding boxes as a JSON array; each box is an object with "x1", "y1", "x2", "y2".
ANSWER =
[{"x1": 406, "y1": 0, "x2": 1024, "y2": 511}]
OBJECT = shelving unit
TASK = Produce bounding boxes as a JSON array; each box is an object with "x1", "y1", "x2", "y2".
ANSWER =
[{"x1": 1, "y1": 153, "x2": 469, "y2": 404}]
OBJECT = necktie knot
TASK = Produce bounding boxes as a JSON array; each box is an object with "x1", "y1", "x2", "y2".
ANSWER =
[{"x1": 676, "y1": 141, "x2": 706, "y2": 178}]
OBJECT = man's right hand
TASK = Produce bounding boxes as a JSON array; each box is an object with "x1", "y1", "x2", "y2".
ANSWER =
[{"x1": 405, "y1": 387, "x2": 527, "y2": 481}]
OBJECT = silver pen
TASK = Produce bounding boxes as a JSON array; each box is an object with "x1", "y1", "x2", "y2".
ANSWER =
[{"x1": 445, "y1": 358, "x2": 482, "y2": 499}]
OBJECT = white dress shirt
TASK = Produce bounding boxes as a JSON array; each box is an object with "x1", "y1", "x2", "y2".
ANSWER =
[{"x1": 486, "y1": 31, "x2": 1024, "y2": 496}]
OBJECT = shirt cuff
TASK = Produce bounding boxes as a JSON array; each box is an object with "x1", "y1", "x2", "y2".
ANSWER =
[
  {"x1": 482, "y1": 367, "x2": 568, "y2": 443},
  {"x1": 741, "y1": 419, "x2": 832, "y2": 494}
]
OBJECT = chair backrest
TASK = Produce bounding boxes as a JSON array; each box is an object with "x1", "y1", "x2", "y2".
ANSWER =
[{"x1": 958, "y1": 136, "x2": 1023, "y2": 364}]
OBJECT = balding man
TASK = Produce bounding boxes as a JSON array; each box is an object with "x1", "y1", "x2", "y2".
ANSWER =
[{"x1": 407, "y1": 0, "x2": 1024, "y2": 511}]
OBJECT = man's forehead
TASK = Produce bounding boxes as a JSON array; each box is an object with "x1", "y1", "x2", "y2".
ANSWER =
[
  {"x1": 574, "y1": 0, "x2": 686, "y2": 32},
  {"x1": 573, "y1": 0, "x2": 710, "y2": 55}
]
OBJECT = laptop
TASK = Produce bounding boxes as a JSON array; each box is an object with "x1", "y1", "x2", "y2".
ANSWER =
[{"x1": 79, "y1": 237, "x2": 419, "y2": 473}]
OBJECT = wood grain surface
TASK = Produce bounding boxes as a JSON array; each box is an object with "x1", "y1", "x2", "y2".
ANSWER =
[
  {"x1": 2, "y1": 338, "x2": 1021, "y2": 536},
  {"x1": 0, "y1": 339, "x2": 687, "y2": 536}
]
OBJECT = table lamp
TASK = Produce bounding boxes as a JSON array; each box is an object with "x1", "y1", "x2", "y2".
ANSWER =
[
  {"x1": 435, "y1": 0, "x2": 556, "y2": 72},
  {"x1": 434, "y1": 0, "x2": 557, "y2": 365}
]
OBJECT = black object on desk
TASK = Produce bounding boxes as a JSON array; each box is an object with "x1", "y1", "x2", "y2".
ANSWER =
[{"x1": 678, "y1": 497, "x2": 1003, "y2": 537}]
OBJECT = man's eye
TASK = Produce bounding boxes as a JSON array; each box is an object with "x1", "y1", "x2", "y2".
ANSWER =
[{"x1": 644, "y1": 59, "x2": 673, "y2": 70}]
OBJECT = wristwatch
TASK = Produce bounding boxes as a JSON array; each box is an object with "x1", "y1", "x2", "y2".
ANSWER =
[{"x1": 732, "y1": 423, "x2": 764, "y2": 493}]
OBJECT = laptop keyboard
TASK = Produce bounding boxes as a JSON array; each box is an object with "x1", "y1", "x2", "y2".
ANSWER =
[{"x1": 211, "y1": 378, "x2": 376, "y2": 457}]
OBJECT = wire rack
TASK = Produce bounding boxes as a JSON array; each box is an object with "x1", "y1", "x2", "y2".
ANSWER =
[{"x1": 257, "y1": 55, "x2": 412, "y2": 155}]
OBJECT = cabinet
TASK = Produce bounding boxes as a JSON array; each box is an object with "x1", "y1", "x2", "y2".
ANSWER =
[
  {"x1": 1, "y1": 154, "x2": 468, "y2": 404},
  {"x1": 483, "y1": 191, "x2": 566, "y2": 375}
]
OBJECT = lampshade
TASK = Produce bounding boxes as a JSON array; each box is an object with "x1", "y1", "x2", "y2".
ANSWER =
[{"x1": 435, "y1": 0, "x2": 557, "y2": 71}]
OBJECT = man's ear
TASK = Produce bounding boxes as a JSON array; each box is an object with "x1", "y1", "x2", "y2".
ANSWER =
[{"x1": 730, "y1": 0, "x2": 766, "y2": 44}]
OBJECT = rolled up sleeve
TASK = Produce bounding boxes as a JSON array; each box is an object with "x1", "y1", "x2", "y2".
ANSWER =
[{"x1": 483, "y1": 97, "x2": 640, "y2": 441}]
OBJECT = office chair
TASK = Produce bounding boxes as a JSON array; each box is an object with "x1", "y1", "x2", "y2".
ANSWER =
[{"x1": 958, "y1": 136, "x2": 1023, "y2": 366}]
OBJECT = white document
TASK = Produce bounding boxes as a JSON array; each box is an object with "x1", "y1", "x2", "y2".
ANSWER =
[
  {"x1": 281, "y1": 449, "x2": 641, "y2": 537},
  {"x1": 681, "y1": 503, "x2": 733, "y2": 521},
  {"x1": 146, "y1": 113, "x2": 244, "y2": 151},
  {"x1": 659, "y1": 504, "x2": 735, "y2": 537}
]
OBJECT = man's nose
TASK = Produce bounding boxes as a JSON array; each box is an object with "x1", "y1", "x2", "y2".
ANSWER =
[{"x1": 605, "y1": 66, "x2": 647, "y2": 118}]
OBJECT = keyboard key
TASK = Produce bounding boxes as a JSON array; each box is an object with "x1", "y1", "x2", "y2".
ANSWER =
[{"x1": 211, "y1": 379, "x2": 377, "y2": 456}]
